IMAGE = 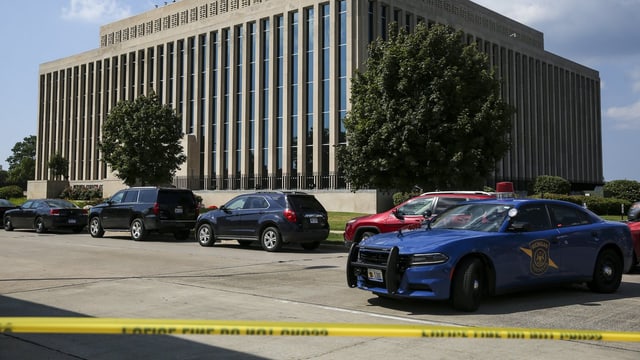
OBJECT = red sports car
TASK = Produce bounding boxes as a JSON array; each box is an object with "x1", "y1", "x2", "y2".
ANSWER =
[{"x1": 625, "y1": 221, "x2": 640, "y2": 267}]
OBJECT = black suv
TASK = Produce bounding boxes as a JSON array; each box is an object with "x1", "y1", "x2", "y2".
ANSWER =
[
  {"x1": 195, "y1": 191, "x2": 329, "y2": 252},
  {"x1": 88, "y1": 187, "x2": 199, "y2": 241}
]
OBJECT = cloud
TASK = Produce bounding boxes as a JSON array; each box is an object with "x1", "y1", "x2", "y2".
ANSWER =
[
  {"x1": 606, "y1": 101, "x2": 640, "y2": 129},
  {"x1": 62, "y1": 0, "x2": 132, "y2": 23},
  {"x1": 474, "y1": 0, "x2": 640, "y2": 61}
]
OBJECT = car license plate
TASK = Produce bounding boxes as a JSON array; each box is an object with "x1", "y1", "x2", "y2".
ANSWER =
[
  {"x1": 367, "y1": 268, "x2": 383, "y2": 282},
  {"x1": 68, "y1": 219, "x2": 76, "y2": 224},
  {"x1": 175, "y1": 207, "x2": 183, "y2": 214},
  {"x1": 310, "y1": 217, "x2": 318, "y2": 224}
]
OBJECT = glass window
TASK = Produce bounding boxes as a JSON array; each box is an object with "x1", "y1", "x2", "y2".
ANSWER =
[
  {"x1": 513, "y1": 204, "x2": 552, "y2": 231},
  {"x1": 123, "y1": 190, "x2": 139, "y2": 203},
  {"x1": 549, "y1": 204, "x2": 591, "y2": 227}
]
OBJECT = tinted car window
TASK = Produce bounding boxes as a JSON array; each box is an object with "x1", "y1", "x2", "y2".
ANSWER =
[
  {"x1": 549, "y1": 204, "x2": 591, "y2": 227},
  {"x1": 139, "y1": 189, "x2": 157, "y2": 203},
  {"x1": 158, "y1": 190, "x2": 196, "y2": 207},
  {"x1": 123, "y1": 190, "x2": 139, "y2": 203},
  {"x1": 288, "y1": 195, "x2": 325, "y2": 212},
  {"x1": 512, "y1": 204, "x2": 552, "y2": 231}
]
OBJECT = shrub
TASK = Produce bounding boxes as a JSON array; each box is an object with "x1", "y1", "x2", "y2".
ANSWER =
[
  {"x1": 530, "y1": 193, "x2": 629, "y2": 216},
  {"x1": 603, "y1": 179, "x2": 640, "y2": 203},
  {"x1": 393, "y1": 192, "x2": 415, "y2": 206},
  {"x1": 533, "y1": 175, "x2": 571, "y2": 195},
  {"x1": 59, "y1": 185, "x2": 103, "y2": 201},
  {"x1": 0, "y1": 185, "x2": 24, "y2": 199}
]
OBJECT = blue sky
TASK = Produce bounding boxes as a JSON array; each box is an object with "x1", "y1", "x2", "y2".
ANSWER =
[{"x1": 1, "y1": 0, "x2": 639, "y2": 183}]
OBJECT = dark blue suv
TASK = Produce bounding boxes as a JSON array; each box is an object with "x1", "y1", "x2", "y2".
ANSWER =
[{"x1": 195, "y1": 191, "x2": 329, "y2": 252}]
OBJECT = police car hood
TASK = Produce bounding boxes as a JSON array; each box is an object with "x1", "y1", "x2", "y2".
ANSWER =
[{"x1": 360, "y1": 228, "x2": 488, "y2": 252}]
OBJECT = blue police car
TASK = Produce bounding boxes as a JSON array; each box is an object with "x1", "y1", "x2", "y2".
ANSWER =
[{"x1": 347, "y1": 198, "x2": 634, "y2": 312}]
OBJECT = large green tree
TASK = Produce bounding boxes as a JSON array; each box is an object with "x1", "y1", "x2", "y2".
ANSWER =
[
  {"x1": 99, "y1": 93, "x2": 187, "y2": 186},
  {"x1": 338, "y1": 24, "x2": 514, "y2": 191},
  {"x1": 6, "y1": 135, "x2": 36, "y2": 188}
]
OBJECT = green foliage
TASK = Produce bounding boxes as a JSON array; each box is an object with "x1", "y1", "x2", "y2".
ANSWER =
[
  {"x1": 6, "y1": 135, "x2": 36, "y2": 188},
  {"x1": 393, "y1": 192, "x2": 415, "y2": 206},
  {"x1": 602, "y1": 179, "x2": 640, "y2": 202},
  {"x1": 100, "y1": 92, "x2": 187, "y2": 186},
  {"x1": 532, "y1": 175, "x2": 571, "y2": 195},
  {"x1": 338, "y1": 24, "x2": 514, "y2": 192},
  {"x1": 48, "y1": 153, "x2": 69, "y2": 180},
  {"x1": 529, "y1": 193, "x2": 629, "y2": 216},
  {"x1": 59, "y1": 185, "x2": 103, "y2": 201},
  {"x1": 0, "y1": 185, "x2": 24, "y2": 199}
]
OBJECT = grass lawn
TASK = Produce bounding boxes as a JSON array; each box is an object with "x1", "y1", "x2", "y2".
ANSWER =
[{"x1": 327, "y1": 211, "x2": 369, "y2": 243}]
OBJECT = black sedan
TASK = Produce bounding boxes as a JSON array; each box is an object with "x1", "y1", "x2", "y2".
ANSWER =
[
  {"x1": 3, "y1": 199, "x2": 88, "y2": 233},
  {"x1": 0, "y1": 199, "x2": 18, "y2": 218}
]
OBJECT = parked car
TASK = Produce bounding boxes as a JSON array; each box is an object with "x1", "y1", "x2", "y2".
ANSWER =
[
  {"x1": 343, "y1": 191, "x2": 494, "y2": 246},
  {"x1": 628, "y1": 201, "x2": 640, "y2": 221},
  {"x1": 624, "y1": 221, "x2": 640, "y2": 267},
  {"x1": 88, "y1": 187, "x2": 199, "y2": 241},
  {"x1": 195, "y1": 191, "x2": 329, "y2": 252},
  {"x1": 347, "y1": 198, "x2": 634, "y2": 312},
  {"x1": 3, "y1": 199, "x2": 87, "y2": 233},
  {"x1": 0, "y1": 199, "x2": 18, "y2": 218}
]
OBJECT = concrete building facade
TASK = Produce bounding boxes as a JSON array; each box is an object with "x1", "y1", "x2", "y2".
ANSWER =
[{"x1": 33, "y1": 0, "x2": 601, "y2": 211}]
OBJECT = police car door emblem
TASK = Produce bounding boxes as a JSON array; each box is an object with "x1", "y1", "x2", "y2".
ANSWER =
[{"x1": 520, "y1": 239, "x2": 558, "y2": 275}]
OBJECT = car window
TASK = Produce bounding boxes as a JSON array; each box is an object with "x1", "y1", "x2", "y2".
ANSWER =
[
  {"x1": 397, "y1": 197, "x2": 434, "y2": 215},
  {"x1": 243, "y1": 196, "x2": 268, "y2": 209},
  {"x1": 432, "y1": 203, "x2": 511, "y2": 232},
  {"x1": 512, "y1": 204, "x2": 552, "y2": 231},
  {"x1": 21, "y1": 200, "x2": 35, "y2": 209},
  {"x1": 110, "y1": 191, "x2": 125, "y2": 204},
  {"x1": 0, "y1": 199, "x2": 13, "y2": 206},
  {"x1": 226, "y1": 197, "x2": 247, "y2": 210},
  {"x1": 548, "y1": 204, "x2": 591, "y2": 227},
  {"x1": 287, "y1": 195, "x2": 326, "y2": 212},
  {"x1": 158, "y1": 190, "x2": 196, "y2": 207},
  {"x1": 434, "y1": 197, "x2": 469, "y2": 214},
  {"x1": 123, "y1": 190, "x2": 139, "y2": 203},
  {"x1": 139, "y1": 189, "x2": 157, "y2": 203}
]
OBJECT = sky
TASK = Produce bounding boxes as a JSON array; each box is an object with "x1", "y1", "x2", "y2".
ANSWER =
[{"x1": 1, "y1": 0, "x2": 639, "y2": 183}]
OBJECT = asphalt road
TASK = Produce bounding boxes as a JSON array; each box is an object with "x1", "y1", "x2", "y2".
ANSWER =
[{"x1": 1, "y1": 230, "x2": 639, "y2": 359}]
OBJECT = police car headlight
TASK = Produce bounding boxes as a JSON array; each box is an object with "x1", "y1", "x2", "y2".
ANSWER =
[{"x1": 409, "y1": 253, "x2": 449, "y2": 266}]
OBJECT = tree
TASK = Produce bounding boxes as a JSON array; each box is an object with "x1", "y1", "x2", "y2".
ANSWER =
[
  {"x1": 99, "y1": 92, "x2": 187, "y2": 186},
  {"x1": 48, "y1": 153, "x2": 69, "y2": 180},
  {"x1": 338, "y1": 24, "x2": 514, "y2": 191},
  {"x1": 533, "y1": 175, "x2": 571, "y2": 195},
  {"x1": 6, "y1": 135, "x2": 36, "y2": 189},
  {"x1": 603, "y1": 179, "x2": 640, "y2": 202}
]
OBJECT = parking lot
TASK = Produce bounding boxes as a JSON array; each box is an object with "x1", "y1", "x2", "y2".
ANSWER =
[{"x1": 1, "y1": 230, "x2": 639, "y2": 359}]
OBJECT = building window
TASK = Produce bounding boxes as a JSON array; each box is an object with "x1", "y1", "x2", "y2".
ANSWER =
[
  {"x1": 290, "y1": 11, "x2": 299, "y2": 180},
  {"x1": 304, "y1": 7, "x2": 314, "y2": 184},
  {"x1": 261, "y1": 18, "x2": 270, "y2": 182}
]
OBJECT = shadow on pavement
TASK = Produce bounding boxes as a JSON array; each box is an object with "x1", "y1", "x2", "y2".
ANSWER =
[{"x1": 0, "y1": 296, "x2": 268, "y2": 360}]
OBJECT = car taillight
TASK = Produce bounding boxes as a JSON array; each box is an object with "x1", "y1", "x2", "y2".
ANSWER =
[
  {"x1": 153, "y1": 202, "x2": 160, "y2": 215},
  {"x1": 50, "y1": 209, "x2": 60, "y2": 216},
  {"x1": 284, "y1": 208, "x2": 297, "y2": 223}
]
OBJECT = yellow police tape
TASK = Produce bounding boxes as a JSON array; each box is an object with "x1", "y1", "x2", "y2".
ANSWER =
[{"x1": 1, "y1": 317, "x2": 640, "y2": 342}]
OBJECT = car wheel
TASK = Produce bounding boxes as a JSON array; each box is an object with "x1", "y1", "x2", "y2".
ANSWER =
[
  {"x1": 174, "y1": 230, "x2": 190, "y2": 240},
  {"x1": 237, "y1": 240, "x2": 253, "y2": 247},
  {"x1": 130, "y1": 218, "x2": 147, "y2": 241},
  {"x1": 35, "y1": 217, "x2": 47, "y2": 233},
  {"x1": 300, "y1": 241, "x2": 320, "y2": 251},
  {"x1": 89, "y1": 217, "x2": 105, "y2": 238},
  {"x1": 451, "y1": 257, "x2": 484, "y2": 312},
  {"x1": 197, "y1": 224, "x2": 215, "y2": 247},
  {"x1": 4, "y1": 217, "x2": 14, "y2": 231},
  {"x1": 588, "y1": 249, "x2": 623, "y2": 293},
  {"x1": 359, "y1": 230, "x2": 376, "y2": 242},
  {"x1": 261, "y1": 226, "x2": 282, "y2": 252}
]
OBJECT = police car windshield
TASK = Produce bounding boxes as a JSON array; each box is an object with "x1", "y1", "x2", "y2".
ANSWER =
[{"x1": 431, "y1": 203, "x2": 513, "y2": 232}]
